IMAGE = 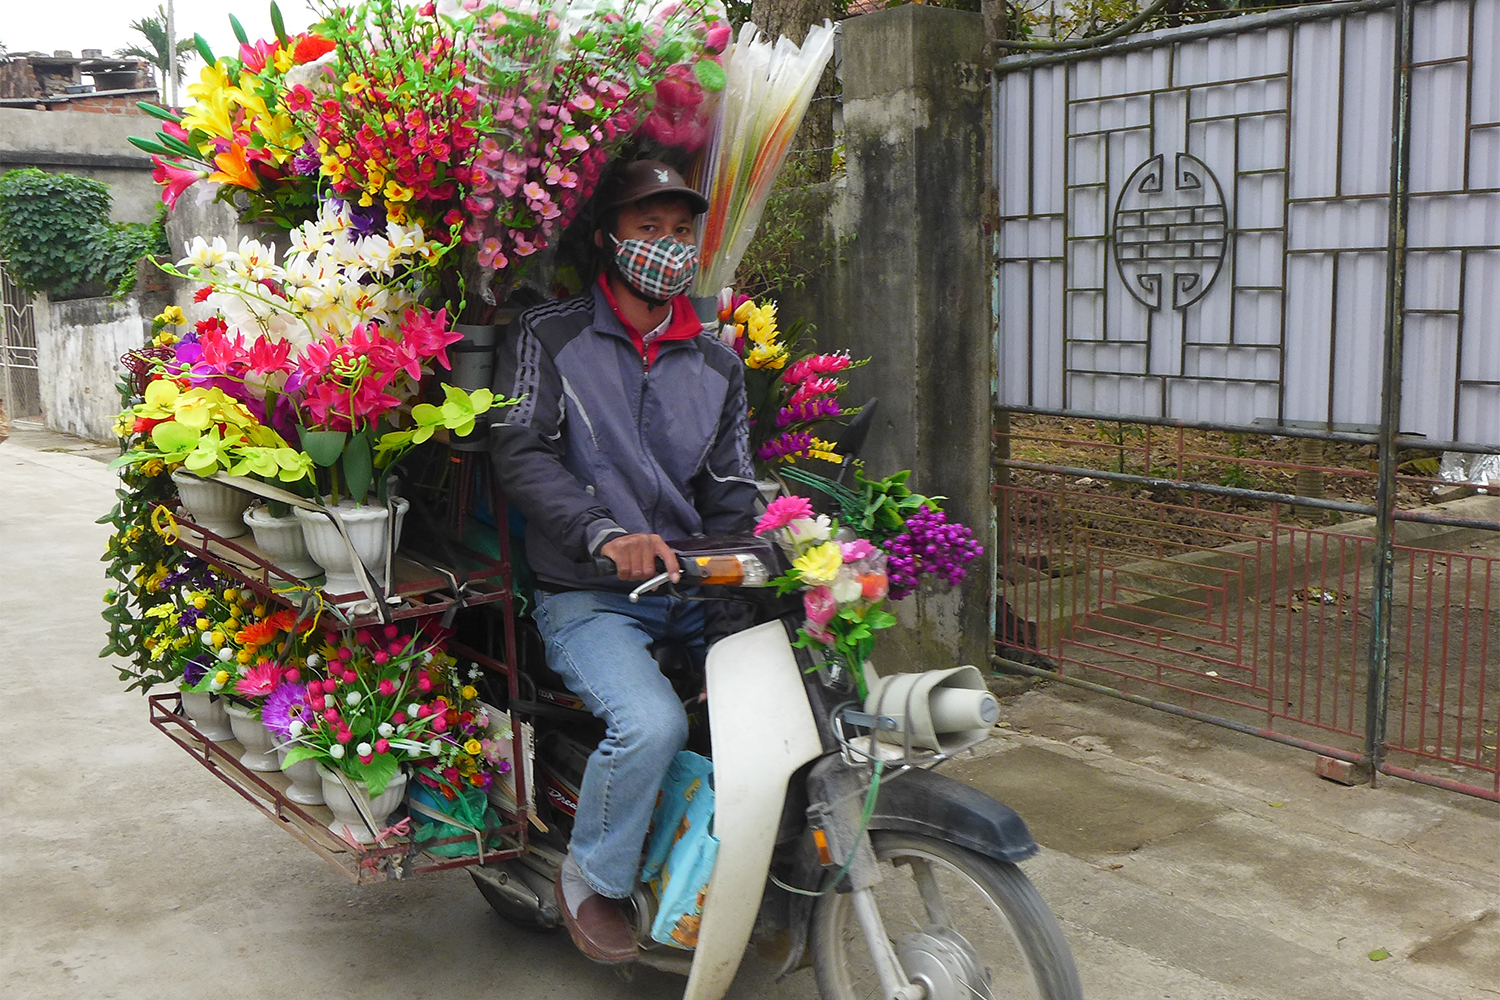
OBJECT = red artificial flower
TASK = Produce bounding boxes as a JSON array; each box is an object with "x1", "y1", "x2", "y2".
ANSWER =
[
  {"x1": 193, "y1": 286, "x2": 214, "y2": 303},
  {"x1": 195, "y1": 316, "x2": 227, "y2": 336},
  {"x1": 291, "y1": 33, "x2": 336, "y2": 64}
]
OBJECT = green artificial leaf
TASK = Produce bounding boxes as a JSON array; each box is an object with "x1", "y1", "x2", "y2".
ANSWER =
[
  {"x1": 136, "y1": 102, "x2": 183, "y2": 123},
  {"x1": 355, "y1": 752, "x2": 401, "y2": 797},
  {"x1": 270, "y1": 2, "x2": 289, "y2": 43},
  {"x1": 193, "y1": 33, "x2": 216, "y2": 65},
  {"x1": 301, "y1": 429, "x2": 348, "y2": 467},
  {"x1": 694, "y1": 59, "x2": 727, "y2": 92},
  {"x1": 341, "y1": 432, "x2": 373, "y2": 503},
  {"x1": 280, "y1": 745, "x2": 319, "y2": 768},
  {"x1": 158, "y1": 133, "x2": 200, "y2": 158},
  {"x1": 229, "y1": 13, "x2": 249, "y2": 44},
  {"x1": 127, "y1": 136, "x2": 174, "y2": 157}
]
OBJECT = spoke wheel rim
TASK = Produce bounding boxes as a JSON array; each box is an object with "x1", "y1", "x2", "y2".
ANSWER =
[{"x1": 822, "y1": 842, "x2": 1045, "y2": 1000}]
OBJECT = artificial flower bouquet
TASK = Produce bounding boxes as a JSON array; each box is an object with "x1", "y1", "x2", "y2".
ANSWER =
[
  {"x1": 114, "y1": 202, "x2": 512, "y2": 508},
  {"x1": 714, "y1": 293, "x2": 867, "y2": 474},
  {"x1": 135, "y1": 0, "x2": 732, "y2": 318},
  {"x1": 276, "y1": 624, "x2": 505, "y2": 798},
  {"x1": 754, "y1": 475, "x2": 983, "y2": 699}
]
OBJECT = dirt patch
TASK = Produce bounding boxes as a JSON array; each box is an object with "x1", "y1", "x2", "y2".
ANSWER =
[{"x1": 949, "y1": 744, "x2": 1226, "y2": 860}]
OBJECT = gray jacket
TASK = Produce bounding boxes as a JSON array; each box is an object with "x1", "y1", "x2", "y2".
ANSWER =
[{"x1": 489, "y1": 285, "x2": 757, "y2": 591}]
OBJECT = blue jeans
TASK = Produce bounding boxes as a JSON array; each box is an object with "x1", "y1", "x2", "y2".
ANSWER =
[{"x1": 532, "y1": 588, "x2": 705, "y2": 898}]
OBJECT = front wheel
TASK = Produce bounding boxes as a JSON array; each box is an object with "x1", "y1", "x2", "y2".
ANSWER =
[{"x1": 809, "y1": 832, "x2": 1082, "y2": 1000}]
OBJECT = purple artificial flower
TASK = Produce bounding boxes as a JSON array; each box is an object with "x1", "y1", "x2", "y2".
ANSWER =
[
  {"x1": 182, "y1": 655, "x2": 212, "y2": 687},
  {"x1": 261, "y1": 681, "x2": 313, "y2": 741},
  {"x1": 291, "y1": 141, "x2": 321, "y2": 176}
]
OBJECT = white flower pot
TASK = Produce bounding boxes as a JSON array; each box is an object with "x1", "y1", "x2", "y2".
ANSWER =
[
  {"x1": 294, "y1": 498, "x2": 409, "y2": 597},
  {"x1": 275, "y1": 744, "x2": 325, "y2": 806},
  {"x1": 244, "y1": 505, "x2": 322, "y2": 579},
  {"x1": 179, "y1": 690, "x2": 234, "y2": 742},
  {"x1": 316, "y1": 764, "x2": 409, "y2": 845},
  {"x1": 171, "y1": 470, "x2": 251, "y2": 539},
  {"x1": 225, "y1": 703, "x2": 281, "y2": 773}
]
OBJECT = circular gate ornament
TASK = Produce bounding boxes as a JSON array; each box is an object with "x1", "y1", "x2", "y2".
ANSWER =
[{"x1": 1111, "y1": 153, "x2": 1229, "y2": 312}]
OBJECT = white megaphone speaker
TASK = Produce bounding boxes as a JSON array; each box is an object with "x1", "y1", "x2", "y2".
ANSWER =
[{"x1": 863, "y1": 664, "x2": 999, "y2": 756}]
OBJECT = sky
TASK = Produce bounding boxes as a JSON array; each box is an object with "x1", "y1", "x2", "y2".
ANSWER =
[{"x1": 3, "y1": 1, "x2": 324, "y2": 68}]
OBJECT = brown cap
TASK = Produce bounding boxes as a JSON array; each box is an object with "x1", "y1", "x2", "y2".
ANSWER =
[{"x1": 598, "y1": 160, "x2": 708, "y2": 216}]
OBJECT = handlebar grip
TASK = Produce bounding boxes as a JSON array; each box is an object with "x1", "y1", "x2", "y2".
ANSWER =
[{"x1": 591, "y1": 556, "x2": 618, "y2": 577}]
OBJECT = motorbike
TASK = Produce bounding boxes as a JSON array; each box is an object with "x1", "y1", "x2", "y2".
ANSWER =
[{"x1": 466, "y1": 415, "x2": 1083, "y2": 1000}]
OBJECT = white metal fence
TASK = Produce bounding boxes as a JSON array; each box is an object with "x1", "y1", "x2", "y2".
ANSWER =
[
  {"x1": 0, "y1": 259, "x2": 41, "y2": 422},
  {"x1": 994, "y1": 0, "x2": 1500, "y2": 449}
]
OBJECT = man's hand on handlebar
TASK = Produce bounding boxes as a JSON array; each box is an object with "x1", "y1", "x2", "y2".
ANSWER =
[{"x1": 600, "y1": 533, "x2": 681, "y2": 583}]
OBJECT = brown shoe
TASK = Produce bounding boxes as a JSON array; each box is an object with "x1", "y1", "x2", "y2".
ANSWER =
[{"x1": 554, "y1": 875, "x2": 638, "y2": 965}]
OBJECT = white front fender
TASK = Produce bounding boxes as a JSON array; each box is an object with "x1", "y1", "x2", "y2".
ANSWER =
[{"x1": 682, "y1": 620, "x2": 824, "y2": 1000}]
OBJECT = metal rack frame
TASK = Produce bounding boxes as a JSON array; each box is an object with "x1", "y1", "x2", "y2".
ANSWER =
[{"x1": 149, "y1": 473, "x2": 534, "y2": 880}]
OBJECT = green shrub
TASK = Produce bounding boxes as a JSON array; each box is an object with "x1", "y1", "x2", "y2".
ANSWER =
[{"x1": 0, "y1": 168, "x2": 167, "y2": 299}]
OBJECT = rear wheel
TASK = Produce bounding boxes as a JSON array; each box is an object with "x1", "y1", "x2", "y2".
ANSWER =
[{"x1": 810, "y1": 832, "x2": 1082, "y2": 1000}]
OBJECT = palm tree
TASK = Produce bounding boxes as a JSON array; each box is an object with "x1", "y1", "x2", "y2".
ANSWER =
[{"x1": 116, "y1": 4, "x2": 196, "y2": 102}]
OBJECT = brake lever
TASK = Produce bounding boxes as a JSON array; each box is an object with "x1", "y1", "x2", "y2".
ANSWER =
[{"x1": 628, "y1": 571, "x2": 673, "y2": 603}]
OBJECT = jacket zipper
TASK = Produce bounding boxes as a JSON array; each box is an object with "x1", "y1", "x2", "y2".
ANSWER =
[{"x1": 638, "y1": 350, "x2": 665, "y2": 530}]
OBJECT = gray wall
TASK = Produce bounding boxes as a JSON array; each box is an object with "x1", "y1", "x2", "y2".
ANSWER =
[
  {"x1": 34, "y1": 289, "x2": 170, "y2": 441},
  {"x1": 779, "y1": 5, "x2": 995, "y2": 672},
  {"x1": 0, "y1": 107, "x2": 159, "y2": 223}
]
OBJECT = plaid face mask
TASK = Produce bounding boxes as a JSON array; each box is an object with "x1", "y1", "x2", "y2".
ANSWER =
[{"x1": 611, "y1": 235, "x2": 700, "y2": 303}]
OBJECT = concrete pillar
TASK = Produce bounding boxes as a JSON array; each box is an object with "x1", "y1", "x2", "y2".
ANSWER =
[{"x1": 785, "y1": 5, "x2": 993, "y2": 672}]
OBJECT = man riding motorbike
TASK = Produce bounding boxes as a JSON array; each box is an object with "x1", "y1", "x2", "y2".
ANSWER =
[{"x1": 488, "y1": 160, "x2": 758, "y2": 965}]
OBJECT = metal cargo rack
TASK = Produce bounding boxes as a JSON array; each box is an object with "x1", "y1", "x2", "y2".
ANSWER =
[{"x1": 148, "y1": 478, "x2": 533, "y2": 882}]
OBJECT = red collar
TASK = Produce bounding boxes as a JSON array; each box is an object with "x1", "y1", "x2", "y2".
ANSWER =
[{"x1": 597, "y1": 275, "x2": 702, "y2": 366}]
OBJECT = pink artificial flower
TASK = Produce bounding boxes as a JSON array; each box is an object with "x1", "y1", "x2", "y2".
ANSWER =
[
  {"x1": 841, "y1": 539, "x2": 876, "y2": 563},
  {"x1": 478, "y1": 238, "x2": 507, "y2": 270},
  {"x1": 783, "y1": 353, "x2": 854, "y2": 385},
  {"x1": 803, "y1": 586, "x2": 836, "y2": 644},
  {"x1": 247, "y1": 335, "x2": 293, "y2": 376},
  {"x1": 755, "y1": 495, "x2": 814, "y2": 536},
  {"x1": 198, "y1": 327, "x2": 247, "y2": 373},
  {"x1": 235, "y1": 661, "x2": 286, "y2": 697},
  {"x1": 787, "y1": 376, "x2": 840, "y2": 408},
  {"x1": 285, "y1": 84, "x2": 315, "y2": 113},
  {"x1": 399, "y1": 307, "x2": 464, "y2": 370},
  {"x1": 238, "y1": 39, "x2": 275, "y2": 73},
  {"x1": 705, "y1": 23, "x2": 732, "y2": 53},
  {"x1": 150, "y1": 155, "x2": 204, "y2": 210}
]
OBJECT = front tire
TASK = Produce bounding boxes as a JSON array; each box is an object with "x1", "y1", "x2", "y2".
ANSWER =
[{"x1": 809, "y1": 832, "x2": 1082, "y2": 1000}]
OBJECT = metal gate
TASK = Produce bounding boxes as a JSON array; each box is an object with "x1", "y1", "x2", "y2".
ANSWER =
[
  {"x1": 0, "y1": 259, "x2": 41, "y2": 423},
  {"x1": 991, "y1": 0, "x2": 1500, "y2": 801}
]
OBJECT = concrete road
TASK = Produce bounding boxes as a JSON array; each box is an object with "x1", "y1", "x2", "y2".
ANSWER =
[{"x1": 3, "y1": 430, "x2": 1497, "y2": 1000}]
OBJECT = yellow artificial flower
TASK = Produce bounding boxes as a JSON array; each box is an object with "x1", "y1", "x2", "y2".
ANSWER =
[
  {"x1": 746, "y1": 343, "x2": 788, "y2": 370},
  {"x1": 383, "y1": 180, "x2": 414, "y2": 203},
  {"x1": 214, "y1": 670, "x2": 230, "y2": 685},
  {"x1": 460, "y1": 685, "x2": 478, "y2": 700},
  {"x1": 792, "y1": 541, "x2": 844, "y2": 586},
  {"x1": 358, "y1": 191, "x2": 374, "y2": 207},
  {"x1": 181, "y1": 62, "x2": 236, "y2": 138},
  {"x1": 807, "y1": 438, "x2": 841, "y2": 463},
  {"x1": 142, "y1": 459, "x2": 165, "y2": 477},
  {"x1": 156, "y1": 305, "x2": 185, "y2": 326},
  {"x1": 342, "y1": 74, "x2": 368, "y2": 95},
  {"x1": 321, "y1": 154, "x2": 347, "y2": 183},
  {"x1": 463, "y1": 739, "x2": 483, "y2": 755},
  {"x1": 273, "y1": 45, "x2": 295, "y2": 74}
]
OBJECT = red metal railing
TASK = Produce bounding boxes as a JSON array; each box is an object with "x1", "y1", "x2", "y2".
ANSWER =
[{"x1": 995, "y1": 417, "x2": 1500, "y2": 801}]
